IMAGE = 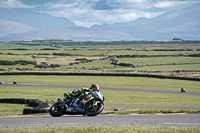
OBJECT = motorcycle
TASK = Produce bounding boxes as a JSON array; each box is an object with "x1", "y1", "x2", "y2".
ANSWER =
[{"x1": 49, "y1": 91, "x2": 105, "y2": 117}]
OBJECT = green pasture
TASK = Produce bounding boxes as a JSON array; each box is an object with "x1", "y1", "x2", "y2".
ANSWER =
[
  {"x1": 117, "y1": 57, "x2": 200, "y2": 66},
  {"x1": 0, "y1": 55, "x2": 33, "y2": 61},
  {"x1": 1, "y1": 126, "x2": 200, "y2": 133},
  {"x1": 66, "y1": 59, "x2": 113, "y2": 69},
  {"x1": 0, "y1": 75, "x2": 200, "y2": 92},
  {"x1": 67, "y1": 56, "x2": 200, "y2": 71},
  {"x1": 0, "y1": 42, "x2": 54, "y2": 50},
  {"x1": 0, "y1": 50, "x2": 60, "y2": 55},
  {"x1": 108, "y1": 50, "x2": 200, "y2": 56},
  {"x1": 0, "y1": 103, "x2": 25, "y2": 116},
  {"x1": 0, "y1": 49, "x2": 199, "y2": 72},
  {"x1": 62, "y1": 50, "x2": 109, "y2": 55},
  {"x1": 107, "y1": 64, "x2": 200, "y2": 71},
  {"x1": 0, "y1": 64, "x2": 36, "y2": 70},
  {"x1": 35, "y1": 55, "x2": 105, "y2": 66}
]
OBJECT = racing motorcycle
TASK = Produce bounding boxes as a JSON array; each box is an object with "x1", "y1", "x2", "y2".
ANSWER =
[{"x1": 49, "y1": 91, "x2": 105, "y2": 117}]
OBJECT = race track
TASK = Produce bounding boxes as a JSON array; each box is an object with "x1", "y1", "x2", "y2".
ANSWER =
[
  {"x1": 1, "y1": 83, "x2": 200, "y2": 129},
  {"x1": 2, "y1": 83, "x2": 200, "y2": 96},
  {"x1": 0, "y1": 114, "x2": 200, "y2": 129},
  {"x1": 2, "y1": 83, "x2": 200, "y2": 109}
]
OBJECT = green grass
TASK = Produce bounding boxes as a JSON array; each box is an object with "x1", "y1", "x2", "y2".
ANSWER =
[
  {"x1": 66, "y1": 59, "x2": 114, "y2": 69},
  {"x1": 0, "y1": 126, "x2": 200, "y2": 133},
  {"x1": 0, "y1": 103, "x2": 25, "y2": 116},
  {"x1": 117, "y1": 57, "x2": 200, "y2": 66},
  {"x1": 107, "y1": 64, "x2": 200, "y2": 71},
  {"x1": 0, "y1": 64, "x2": 36, "y2": 70},
  {"x1": 108, "y1": 50, "x2": 200, "y2": 56},
  {"x1": 0, "y1": 75, "x2": 199, "y2": 92},
  {"x1": 0, "y1": 42, "x2": 55, "y2": 50},
  {"x1": 62, "y1": 50, "x2": 108, "y2": 55},
  {"x1": 104, "y1": 109, "x2": 200, "y2": 115},
  {"x1": 0, "y1": 55, "x2": 33, "y2": 61},
  {"x1": 0, "y1": 50, "x2": 60, "y2": 55}
]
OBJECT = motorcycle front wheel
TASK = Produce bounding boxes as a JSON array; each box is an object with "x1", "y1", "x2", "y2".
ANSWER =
[
  {"x1": 49, "y1": 102, "x2": 66, "y2": 117},
  {"x1": 85, "y1": 102, "x2": 104, "y2": 116}
]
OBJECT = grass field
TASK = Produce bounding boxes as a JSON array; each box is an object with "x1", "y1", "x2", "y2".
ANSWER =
[
  {"x1": 108, "y1": 64, "x2": 200, "y2": 71},
  {"x1": 0, "y1": 50, "x2": 60, "y2": 55},
  {"x1": 0, "y1": 64, "x2": 36, "y2": 70},
  {"x1": 108, "y1": 50, "x2": 200, "y2": 56},
  {"x1": 0, "y1": 48, "x2": 199, "y2": 73},
  {"x1": 1, "y1": 126, "x2": 200, "y2": 133},
  {"x1": 34, "y1": 55, "x2": 105, "y2": 66},
  {"x1": 0, "y1": 42, "x2": 55, "y2": 50},
  {"x1": 117, "y1": 57, "x2": 200, "y2": 66},
  {"x1": 0, "y1": 55, "x2": 33, "y2": 61},
  {"x1": 62, "y1": 50, "x2": 109, "y2": 55},
  {"x1": 0, "y1": 103, "x2": 25, "y2": 116},
  {"x1": 1, "y1": 75, "x2": 200, "y2": 91}
]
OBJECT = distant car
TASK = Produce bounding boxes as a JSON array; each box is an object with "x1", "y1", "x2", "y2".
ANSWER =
[{"x1": 13, "y1": 80, "x2": 17, "y2": 84}]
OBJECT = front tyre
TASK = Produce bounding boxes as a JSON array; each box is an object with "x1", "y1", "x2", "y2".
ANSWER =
[
  {"x1": 49, "y1": 102, "x2": 66, "y2": 117},
  {"x1": 85, "y1": 102, "x2": 104, "y2": 116}
]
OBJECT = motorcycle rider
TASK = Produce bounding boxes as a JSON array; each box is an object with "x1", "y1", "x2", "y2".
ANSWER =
[{"x1": 64, "y1": 83, "x2": 101, "y2": 113}]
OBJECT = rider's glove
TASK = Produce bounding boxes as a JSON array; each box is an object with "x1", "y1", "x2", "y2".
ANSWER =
[{"x1": 82, "y1": 87, "x2": 89, "y2": 92}]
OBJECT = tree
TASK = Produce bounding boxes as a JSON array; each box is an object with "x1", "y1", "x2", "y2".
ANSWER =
[{"x1": 172, "y1": 38, "x2": 183, "y2": 41}]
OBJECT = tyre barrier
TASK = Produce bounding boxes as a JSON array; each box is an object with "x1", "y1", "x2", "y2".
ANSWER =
[
  {"x1": 0, "y1": 98, "x2": 50, "y2": 115},
  {"x1": 0, "y1": 98, "x2": 39, "y2": 104},
  {"x1": 23, "y1": 108, "x2": 49, "y2": 115},
  {"x1": 0, "y1": 98, "x2": 28, "y2": 104}
]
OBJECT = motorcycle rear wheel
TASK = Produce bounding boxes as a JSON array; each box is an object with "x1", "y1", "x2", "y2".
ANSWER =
[{"x1": 49, "y1": 102, "x2": 66, "y2": 117}]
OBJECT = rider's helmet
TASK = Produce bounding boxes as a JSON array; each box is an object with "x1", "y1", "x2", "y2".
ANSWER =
[
  {"x1": 71, "y1": 89, "x2": 82, "y2": 97},
  {"x1": 90, "y1": 84, "x2": 100, "y2": 91}
]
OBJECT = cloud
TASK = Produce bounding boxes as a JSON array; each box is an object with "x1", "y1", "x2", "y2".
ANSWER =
[
  {"x1": 0, "y1": 0, "x2": 33, "y2": 8},
  {"x1": 154, "y1": 1, "x2": 189, "y2": 8},
  {"x1": 41, "y1": 0, "x2": 165, "y2": 27},
  {"x1": 1, "y1": 0, "x2": 199, "y2": 27}
]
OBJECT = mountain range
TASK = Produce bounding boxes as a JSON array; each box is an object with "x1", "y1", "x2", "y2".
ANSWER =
[{"x1": 0, "y1": 3, "x2": 199, "y2": 42}]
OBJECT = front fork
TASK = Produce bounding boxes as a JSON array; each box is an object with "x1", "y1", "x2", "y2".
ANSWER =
[{"x1": 57, "y1": 98, "x2": 68, "y2": 108}]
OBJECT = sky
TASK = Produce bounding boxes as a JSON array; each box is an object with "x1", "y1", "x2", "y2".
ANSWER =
[{"x1": 0, "y1": 0, "x2": 199, "y2": 27}]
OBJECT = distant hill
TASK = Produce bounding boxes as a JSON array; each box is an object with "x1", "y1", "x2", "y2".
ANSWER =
[
  {"x1": 0, "y1": 3, "x2": 199, "y2": 41},
  {"x1": 0, "y1": 19, "x2": 36, "y2": 36},
  {"x1": 91, "y1": 3, "x2": 200, "y2": 40},
  {"x1": 0, "y1": 9, "x2": 76, "y2": 30}
]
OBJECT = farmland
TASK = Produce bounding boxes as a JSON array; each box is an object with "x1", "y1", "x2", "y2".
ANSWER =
[
  {"x1": 0, "y1": 40, "x2": 200, "y2": 118},
  {"x1": 0, "y1": 41, "x2": 199, "y2": 79}
]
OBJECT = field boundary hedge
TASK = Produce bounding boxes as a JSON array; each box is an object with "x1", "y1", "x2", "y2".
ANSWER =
[{"x1": 0, "y1": 72, "x2": 199, "y2": 81}]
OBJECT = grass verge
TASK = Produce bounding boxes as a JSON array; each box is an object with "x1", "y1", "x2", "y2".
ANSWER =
[{"x1": 0, "y1": 126, "x2": 200, "y2": 133}]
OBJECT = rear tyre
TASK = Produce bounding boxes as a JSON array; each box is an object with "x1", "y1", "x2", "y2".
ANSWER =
[{"x1": 49, "y1": 102, "x2": 66, "y2": 117}]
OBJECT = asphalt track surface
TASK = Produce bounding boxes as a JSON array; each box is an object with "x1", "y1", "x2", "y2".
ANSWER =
[
  {"x1": 2, "y1": 83, "x2": 200, "y2": 109},
  {"x1": 0, "y1": 114, "x2": 200, "y2": 129}
]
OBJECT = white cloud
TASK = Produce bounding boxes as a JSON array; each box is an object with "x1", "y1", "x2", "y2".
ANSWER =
[
  {"x1": 0, "y1": 0, "x2": 33, "y2": 8},
  {"x1": 155, "y1": 1, "x2": 185, "y2": 8},
  {"x1": 2, "y1": 0, "x2": 199, "y2": 27}
]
